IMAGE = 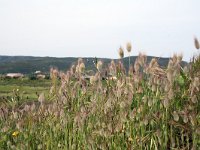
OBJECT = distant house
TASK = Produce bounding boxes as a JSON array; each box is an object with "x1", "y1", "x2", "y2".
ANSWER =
[
  {"x1": 36, "y1": 74, "x2": 46, "y2": 79},
  {"x1": 6, "y1": 73, "x2": 24, "y2": 78},
  {"x1": 34, "y1": 70, "x2": 46, "y2": 79},
  {"x1": 35, "y1": 70, "x2": 41, "y2": 74}
]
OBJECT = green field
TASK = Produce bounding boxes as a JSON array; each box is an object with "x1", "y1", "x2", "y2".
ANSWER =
[{"x1": 0, "y1": 78, "x2": 51, "y2": 102}]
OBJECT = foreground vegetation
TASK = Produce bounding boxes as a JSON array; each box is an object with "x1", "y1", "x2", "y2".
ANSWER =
[{"x1": 0, "y1": 44, "x2": 199, "y2": 149}]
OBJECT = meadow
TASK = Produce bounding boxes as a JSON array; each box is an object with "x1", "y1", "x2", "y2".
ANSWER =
[
  {"x1": 0, "y1": 42, "x2": 199, "y2": 150},
  {"x1": 0, "y1": 78, "x2": 51, "y2": 103}
]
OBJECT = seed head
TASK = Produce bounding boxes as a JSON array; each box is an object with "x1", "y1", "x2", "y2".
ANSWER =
[
  {"x1": 24, "y1": 104, "x2": 30, "y2": 112},
  {"x1": 152, "y1": 84, "x2": 156, "y2": 92},
  {"x1": 194, "y1": 37, "x2": 200, "y2": 49},
  {"x1": 183, "y1": 115, "x2": 188, "y2": 123},
  {"x1": 79, "y1": 63, "x2": 85, "y2": 73},
  {"x1": 143, "y1": 118, "x2": 148, "y2": 126},
  {"x1": 38, "y1": 93, "x2": 45, "y2": 103},
  {"x1": 128, "y1": 137, "x2": 133, "y2": 142},
  {"x1": 168, "y1": 89, "x2": 174, "y2": 100},
  {"x1": 12, "y1": 111, "x2": 18, "y2": 119},
  {"x1": 118, "y1": 46, "x2": 124, "y2": 59},
  {"x1": 138, "y1": 53, "x2": 147, "y2": 66},
  {"x1": 191, "y1": 95, "x2": 197, "y2": 104},
  {"x1": 90, "y1": 75, "x2": 97, "y2": 85},
  {"x1": 183, "y1": 66, "x2": 188, "y2": 73},
  {"x1": 16, "y1": 121, "x2": 23, "y2": 130},
  {"x1": 104, "y1": 98, "x2": 112, "y2": 109},
  {"x1": 75, "y1": 65, "x2": 79, "y2": 73},
  {"x1": 167, "y1": 59, "x2": 174, "y2": 69},
  {"x1": 126, "y1": 42, "x2": 132, "y2": 53},
  {"x1": 37, "y1": 144, "x2": 43, "y2": 150},
  {"x1": 148, "y1": 99, "x2": 153, "y2": 107},
  {"x1": 177, "y1": 54, "x2": 183, "y2": 63},
  {"x1": 109, "y1": 60, "x2": 116, "y2": 75},
  {"x1": 142, "y1": 96, "x2": 147, "y2": 104},
  {"x1": 96, "y1": 60, "x2": 103, "y2": 72},
  {"x1": 120, "y1": 101, "x2": 126, "y2": 108},
  {"x1": 172, "y1": 111, "x2": 179, "y2": 121},
  {"x1": 172, "y1": 54, "x2": 178, "y2": 64},
  {"x1": 50, "y1": 68, "x2": 58, "y2": 79},
  {"x1": 167, "y1": 72, "x2": 173, "y2": 83},
  {"x1": 193, "y1": 77, "x2": 199, "y2": 88},
  {"x1": 70, "y1": 65, "x2": 76, "y2": 74},
  {"x1": 111, "y1": 60, "x2": 116, "y2": 67},
  {"x1": 1, "y1": 126, "x2": 9, "y2": 132},
  {"x1": 134, "y1": 61, "x2": 140, "y2": 73},
  {"x1": 189, "y1": 114, "x2": 196, "y2": 126},
  {"x1": 149, "y1": 58, "x2": 158, "y2": 68},
  {"x1": 163, "y1": 98, "x2": 169, "y2": 108},
  {"x1": 108, "y1": 123, "x2": 112, "y2": 132},
  {"x1": 78, "y1": 58, "x2": 83, "y2": 65}
]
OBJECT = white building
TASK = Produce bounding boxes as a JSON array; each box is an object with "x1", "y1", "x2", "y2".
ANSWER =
[{"x1": 6, "y1": 73, "x2": 24, "y2": 78}]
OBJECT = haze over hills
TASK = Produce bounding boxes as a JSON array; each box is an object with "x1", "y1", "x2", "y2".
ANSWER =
[{"x1": 0, "y1": 55, "x2": 188, "y2": 74}]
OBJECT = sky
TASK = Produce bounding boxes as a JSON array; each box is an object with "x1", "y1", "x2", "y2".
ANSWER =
[{"x1": 0, "y1": 0, "x2": 200, "y2": 61}]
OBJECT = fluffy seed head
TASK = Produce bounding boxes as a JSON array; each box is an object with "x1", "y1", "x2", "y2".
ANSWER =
[
  {"x1": 138, "y1": 53, "x2": 147, "y2": 66},
  {"x1": 128, "y1": 137, "x2": 133, "y2": 142},
  {"x1": 143, "y1": 118, "x2": 148, "y2": 126},
  {"x1": 126, "y1": 42, "x2": 132, "y2": 53},
  {"x1": 168, "y1": 89, "x2": 174, "y2": 100},
  {"x1": 193, "y1": 77, "x2": 199, "y2": 88},
  {"x1": 12, "y1": 111, "x2": 18, "y2": 119},
  {"x1": 134, "y1": 61, "x2": 140, "y2": 73},
  {"x1": 24, "y1": 105, "x2": 30, "y2": 112},
  {"x1": 177, "y1": 54, "x2": 183, "y2": 63},
  {"x1": 90, "y1": 76, "x2": 97, "y2": 85},
  {"x1": 70, "y1": 65, "x2": 76, "y2": 74},
  {"x1": 38, "y1": 93, "x2": 45, "y2": 103},
  {"x1": 163, "y1": 98, "x2": 169, "y2": 108},
  {"x1": 172, "y1": 54, "x2": 178, "y2": 64},
  {"x1": 118, "y1": 46, "x2": 124, "y2": 59},
  {"x1": 97, "y1": 61, "x2": 103, "y2": 72},
  {"x1": 1, "y1": 126, "x2": 9, "y2": 132},
  {"x1": 142, "y1": 96, "x2": 147, "y2": 104},
  {"x1": 194, "y1": 37, "x2": 200, "y2": 49},
  {"x1": 191, "y1": 95, "x2": 197, "y2": 103},
  {"x1": 149, "y1": 58, "x2": 158, "y2": 68},
  {"x1": 167, "y1": 59, "x2": 174, "y2": 69},
  {"x1": 78, "y1": 58, "x2": 83, "y2": 65},
  {"x1": 148, "y1": 99, "x2": 153, "y2": 107},
  {"x1": 183, "y1": 115, "x2": 188, "y2": 123},
  {"x1": 172, "y1": 111, "x2": 179, "y2": 121},
  {"x1": 189, "y1": 114, "x2": 196, "y2": 126},
  {"x1": 120, "y1": 101, "x2": 126, "y2": 108},
  {"x1": 50, "y1": 68, "x2": 58, "y2": 79},
  {"x1": 79, "y1": 63, "x2": 85, "y2": 73}
]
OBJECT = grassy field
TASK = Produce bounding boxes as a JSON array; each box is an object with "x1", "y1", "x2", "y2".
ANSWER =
[
  {"x1": 0, "y1": 48, "x2": 199, "y2": 149},
  {"x1": 0, "y1": 78, "x2": 51, "y2": 102}
]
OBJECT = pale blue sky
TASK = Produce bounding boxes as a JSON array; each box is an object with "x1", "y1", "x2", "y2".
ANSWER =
[{"x1": 0, "y1": 0, "x2": 199, "y2": 61}]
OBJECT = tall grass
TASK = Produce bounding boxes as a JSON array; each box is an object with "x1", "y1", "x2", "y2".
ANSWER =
[{"x1": 0, "y1": 47, "x2": 200, "y2": 149}]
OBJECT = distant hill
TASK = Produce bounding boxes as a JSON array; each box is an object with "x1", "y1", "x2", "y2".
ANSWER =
[{"x1": 0, "y1": 55, "x2": 188, "y2": 74}]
